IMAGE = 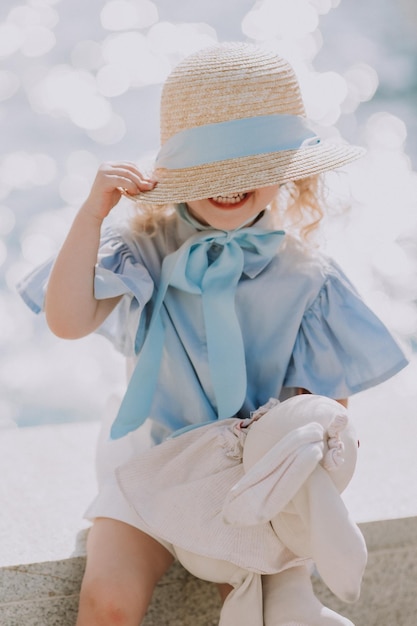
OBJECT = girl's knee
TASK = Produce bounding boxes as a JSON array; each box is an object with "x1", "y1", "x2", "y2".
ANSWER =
[
  {"x1": 77, "y1": 575, "x2": 151, "y2": 626},
  {"x1": 76, "y1": 520, "x2": 174, "y2": 625}
]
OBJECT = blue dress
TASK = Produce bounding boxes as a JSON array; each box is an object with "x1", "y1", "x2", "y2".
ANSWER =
[{"x1": 17, "y1": 208, "x2": 408, "y2": 528}]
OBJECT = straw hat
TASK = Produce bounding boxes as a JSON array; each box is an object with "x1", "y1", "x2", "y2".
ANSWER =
[{"x1": 132, "y1": 42, "x2": 364, "y2": 205}]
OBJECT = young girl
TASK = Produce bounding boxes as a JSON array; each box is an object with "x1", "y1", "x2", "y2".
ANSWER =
[{"x1": 18, "y1": 43, "x2": 408, "y2": 625}]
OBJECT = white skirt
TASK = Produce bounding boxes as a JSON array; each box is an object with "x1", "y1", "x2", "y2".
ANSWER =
[
  {"x1": 84, "y1": 394, "x2": 176, "y2": 555},
  {"x1": 113, "y1": 415, "x2": 303, "y2": 575}
]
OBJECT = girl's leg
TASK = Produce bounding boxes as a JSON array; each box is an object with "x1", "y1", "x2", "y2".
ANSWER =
[
  {"x1": 76, "y1": 517, "x2": 174, "y2": 626},
  {"x1": 217, "y1": 583, "x2": 233, "y2": 602}
]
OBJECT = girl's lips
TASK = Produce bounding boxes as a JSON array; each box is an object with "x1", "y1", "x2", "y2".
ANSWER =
[{"x1": 208, "y1": 192, "x2": 251, "y2": 209}]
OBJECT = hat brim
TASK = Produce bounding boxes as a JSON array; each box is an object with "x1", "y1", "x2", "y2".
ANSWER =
[{"x1": 129, "y1": 141, "x2": 365, "y2": 205}]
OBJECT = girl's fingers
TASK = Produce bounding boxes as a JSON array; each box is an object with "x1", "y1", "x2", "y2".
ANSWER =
[
  {"x1": 106, "y1": 161, "x2": 156, "y2": 184},
  {"x1": 99, "y1": 163, "x2": 157, "y2": 192}
]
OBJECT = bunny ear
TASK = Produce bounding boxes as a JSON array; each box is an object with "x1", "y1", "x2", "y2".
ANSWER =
[
  {"x1": 223, "y1": 422, "x2": 325, "y2": 526},
  {"x1": 273, "y1": 466, "x2": 367, "y2": 603}
]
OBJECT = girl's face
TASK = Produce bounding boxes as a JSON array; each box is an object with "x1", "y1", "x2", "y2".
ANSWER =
[{"x1": 186, "y1": 185, "x2": 280, "y2": 230}]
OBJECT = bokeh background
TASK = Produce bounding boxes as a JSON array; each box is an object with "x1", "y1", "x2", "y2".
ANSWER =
[{"x1": 1, "y1": 0, "x2": 417, "y2": 434}]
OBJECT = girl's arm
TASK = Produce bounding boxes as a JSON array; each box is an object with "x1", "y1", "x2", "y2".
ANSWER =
[{"x1": 44, "y1": 162, "x2": 155, "y2": 339}]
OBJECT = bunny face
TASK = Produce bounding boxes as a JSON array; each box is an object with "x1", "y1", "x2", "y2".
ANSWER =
[{"x1": 243, "y1": 394, "x2": 358, "y2": 494}]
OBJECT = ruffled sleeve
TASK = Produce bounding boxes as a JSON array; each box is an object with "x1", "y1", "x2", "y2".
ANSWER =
[
  {"x1": 16, "y1": 228, "x2": 154, "y2": 357},
  {"x1": 92, "y1": 228, "x2": 154, "y2": 355},
  {"x1": 284, "y1": 260, "x2": 408, "y2": 398},
  {"x1": 16, "y1": 257, "x2": 54, "y2": 314}
]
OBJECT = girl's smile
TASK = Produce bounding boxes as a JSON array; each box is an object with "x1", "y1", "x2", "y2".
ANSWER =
[
  {"x1": 187, "y1": 185, "x2": 280, "y2": 230},
  {"x1": 208, "y1": 193, "x2": 249, "y2": 207}
]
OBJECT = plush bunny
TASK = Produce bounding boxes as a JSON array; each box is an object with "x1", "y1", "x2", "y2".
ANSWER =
[{"x1": 117, "y1": 394, "x2": 367, "y2": 626}]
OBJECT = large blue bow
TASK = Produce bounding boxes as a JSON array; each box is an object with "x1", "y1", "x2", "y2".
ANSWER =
[{"x1": 110, "y1": 222, "x2": 285, "y2": 439}]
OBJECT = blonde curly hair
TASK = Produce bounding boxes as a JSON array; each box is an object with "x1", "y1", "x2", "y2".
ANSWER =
[{"x1": 130, "y1": 174, "x2": 326, "y2": 241}]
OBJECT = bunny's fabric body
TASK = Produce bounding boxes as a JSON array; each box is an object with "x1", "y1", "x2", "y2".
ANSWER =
[{"x1": 117, "y1": 395, "x2": 367, "y2": 625}]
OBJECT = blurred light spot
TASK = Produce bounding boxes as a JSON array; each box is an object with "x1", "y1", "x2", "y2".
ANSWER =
[
  {"x1": 0, "y1": 23, "x2": 24, "y2": 57},
  {"x1": 263, "y1": 38, "x2": 314, "y2": 68},
  {"x1": 0, "y1": 70, "x2": 20, "y2": 101},
  {"x1": 298, "y1": 31, "x2": 323, "y2": 62},
  {"x1": 366, "y1": 112, "x2": 407, "y2": 150},
  {"x1": 0, "y1": 152, "x2": 56, "y2": 189},
  {"x1": 301, "y1": 71, "x2": 347, "y2": 124},
  {"x1": 21, "y1": 26, "x2": 56, "y2": 57},
  {"x1": 87, "y1": 112, "x2": 126, "y2": 145},
  {"x1": 310, "y1": 0, "x2": 334, "y2": 13},
  {"x1": 29, "y1": 65, "x2": 113, "y2": 129},
  {"x1": 21, "y1": 208, "x2": 76, "y2": 256},
  {"x1": 100, "y1": 0, "x2": 158, "y2": 31},
  {"x1": 71, "y1": 40, "x2": 104, "y2": 70},
  {"x1": 371, "y1": 241, "x2": 413, "y2": 278},
  {"x1": 0, "y1": 182, "x2": 11, "y2": 201},
  {"x1": 0, "y1": 206, "x2": 16, "y2": 235},
  {"x1": 369, "y1": 290, "x2": 417, "y2": 337},
  {"x1": 0, "y1": 295, "x2": 29, "y2": 344},
  {"x1": 340, "y1": 92, "x2": 360, "y2": 115},
  {"x1": 9, "y1": 4, "x2": 59, "y2": 29},
  {"x1": 0, "y1": 152, "x2": 36, "y2": 189},
  {"x1": 103, "y1": 31, "x2": 147, "y2": 64},
  {"x1": 29, "y1": 64, "x2": 88, "y2": 112},
  {"x1": 102, "y1": 31, "x2": 170, "y2": 85},
  {"x1": 344, "y1": 63, "x2": 378, "y2": 103},
  {"x1": 147, "y1": 22, "x2": 218, "y2": 59},
  {"x1": 59, "y1": 174, "x2": 92, "y2": 205},
  {"x1": 31, "y1": 153, "x2": 57, "y2": 185},
  {"x1": 69, "y1": 93, "x2": 112, "y2": 129},
  {"x1": 394, "y1": 359, "x2": 417, "y2": 397},
  {"x1": 0, "y1": 239, "x2": 7, "y2": 267},
  {"x1": 6, "y1": 4, "x2": 59, "y2": 57},
  {"x1": 0, "y1": 400, "x2": 16, "y2": 429},
  {"x1": 67, "y1": 150, "x2": 99, "y2": 179},
  {"x1": 242, "y1": 0, "x2": 319, "y2": 40},
  {"x1": 21, "y1": 232, "x2": 57, "y2": 264},
  {"x1": 97, "y1": 63, "x2": 131, "y2": 96}
]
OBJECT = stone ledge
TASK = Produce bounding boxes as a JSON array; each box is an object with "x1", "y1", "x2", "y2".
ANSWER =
[
  {"x1": 1, "y1": 517, "x2": 416, "y2": 626},
  {"x1": 0, "y1": 556, "x2": 222, "y2": 626},
  {"x1": 313, "y1": 517, "x2": 417, "y2": 626}
]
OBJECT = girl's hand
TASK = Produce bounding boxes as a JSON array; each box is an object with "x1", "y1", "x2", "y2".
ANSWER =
[
  {"x1": 45, "y1": 161, "x2": 156, "y2": 338},
  {"x1": 82, "y1": 162, "x2": 156, "y2": 221}
]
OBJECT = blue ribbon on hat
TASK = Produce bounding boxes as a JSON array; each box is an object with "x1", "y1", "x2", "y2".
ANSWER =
[
  {"x1": 110, "y1": 212, "x2": 285, "y2": 439},
  {"x1": 156, "y1": 114, "x2": 320, "y2": 169}
]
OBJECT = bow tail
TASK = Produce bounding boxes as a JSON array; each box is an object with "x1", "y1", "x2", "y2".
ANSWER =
[
  {"x1": 202, "y1": 242, "x2": 247, "y2": 419},
  {"x1": 110, "y1": 313, "x2": 166, "y2": 439}
]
